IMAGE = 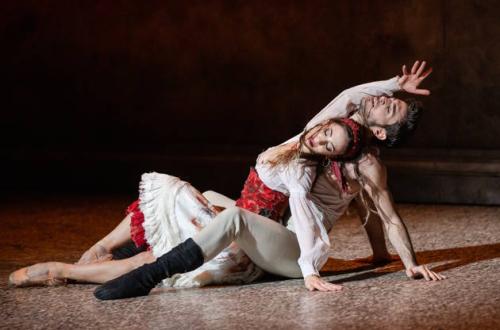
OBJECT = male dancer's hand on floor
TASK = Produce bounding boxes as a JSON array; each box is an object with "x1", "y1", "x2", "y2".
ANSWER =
[
  {"x1": 304, "y1": 275, "x2": 343, "y2": 292},
  {"x1": 397, "y1": 60, "x2": 433, "y2": 95},
  {"x1": 406, "y1": 265, "x2": 446, "y2": 281}
]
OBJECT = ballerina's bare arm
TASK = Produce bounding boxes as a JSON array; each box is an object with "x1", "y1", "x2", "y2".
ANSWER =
[{"x1": 356, "y1": 154, "x2": 446, "y2": 281}]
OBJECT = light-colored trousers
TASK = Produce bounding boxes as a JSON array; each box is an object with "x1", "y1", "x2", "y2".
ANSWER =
[{"x1": 193, "y1": 191, "x2": 303, "y2": 278}]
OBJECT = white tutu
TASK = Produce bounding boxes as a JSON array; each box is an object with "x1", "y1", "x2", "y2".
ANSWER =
[{"x1": 138, "y1": 172, "x2": 263, "y2": 288}]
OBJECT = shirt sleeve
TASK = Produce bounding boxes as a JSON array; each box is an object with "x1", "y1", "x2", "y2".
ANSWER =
[
  {"x1": 280, "y1": 164, "x2": 331, "y2": 278},
  {"x1": 339, "y1": 76, "x2": 401, "y2": 104},
  {"x1": 304, "y1": 76, "x2": 401, "y2": 130}
]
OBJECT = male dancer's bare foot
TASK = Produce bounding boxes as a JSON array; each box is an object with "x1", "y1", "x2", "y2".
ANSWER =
[{"x1": 8, "y1": 262, "x2": 66, "y2": 287}]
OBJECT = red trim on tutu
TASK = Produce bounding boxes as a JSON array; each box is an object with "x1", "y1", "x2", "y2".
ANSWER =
[
  {"x1": 235, "y1": 168, "x2": 288, "y2": 222},
  {"x1": 127, "y1": 199, "x2": 150, "y2": 249}
]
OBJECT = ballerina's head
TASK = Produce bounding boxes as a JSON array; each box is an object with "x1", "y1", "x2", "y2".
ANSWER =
[
  {"x1": 264, "y1": 118, "x2": 367, "y2": 168},
  {"x1": 299, "y1": 118, "x2": 365, "y2": 160}
]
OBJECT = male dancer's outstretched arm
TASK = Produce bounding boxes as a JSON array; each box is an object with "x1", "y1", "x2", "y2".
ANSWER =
[{"x1": 303, "y1": 60, "x2": 432, "y2": 131}]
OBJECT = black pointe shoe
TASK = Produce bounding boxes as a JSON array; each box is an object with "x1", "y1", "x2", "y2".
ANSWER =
[{"x1": 94, "y1": 238, "x2": 204, "y2": 300}]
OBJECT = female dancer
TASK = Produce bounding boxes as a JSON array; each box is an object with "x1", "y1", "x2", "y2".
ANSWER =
[{"x1": 9, "y1": 117, "x2": 365, "y2": 291}]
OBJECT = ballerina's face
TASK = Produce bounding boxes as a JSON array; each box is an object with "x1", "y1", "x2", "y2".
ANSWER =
[{"x1": 301, "y1": 121, "x2": 350, "y2": 158}]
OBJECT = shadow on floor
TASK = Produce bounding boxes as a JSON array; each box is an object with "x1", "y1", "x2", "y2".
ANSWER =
[{"x1": 317, "y1": 242, "x2": 500, "y2": 284}]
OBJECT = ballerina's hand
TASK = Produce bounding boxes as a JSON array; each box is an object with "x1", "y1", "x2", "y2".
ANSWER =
[
  {"x1": 406, "y1": 265, "x2": 447, "y2": 281},
  {"x1": 194, "y1": 192, "x2": 225, "y2": 215},
  {"x1": 304, "y1": 275, "x2": 343, "y2": 292},
  {"x1": 76, "y1": 244, "x2": 113, "y2": 265},
  {"x1": 211, "y1": 205, "x2": 226, "y2": 214},
  {"x1": 397, "y1": 60, "x2": 433, "y2": 95}
]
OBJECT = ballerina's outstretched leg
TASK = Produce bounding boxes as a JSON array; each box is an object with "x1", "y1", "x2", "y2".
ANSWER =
[{"x1": 9, "y1": 250, "x2": 156, "y2": 287}]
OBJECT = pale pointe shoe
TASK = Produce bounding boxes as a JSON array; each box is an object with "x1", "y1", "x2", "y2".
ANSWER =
[{"x1": 8, "y1": 262, "x2": 67, "y2": 287}]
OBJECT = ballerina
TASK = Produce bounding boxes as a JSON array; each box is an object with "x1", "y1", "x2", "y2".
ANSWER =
[{"x1": 9, "y1": 117, "x2": 365, "y2": 290}]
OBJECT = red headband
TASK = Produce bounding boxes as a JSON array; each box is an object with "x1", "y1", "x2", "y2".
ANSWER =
[{"x1": 334, "y1": 118, "x2": 364, "y2": 160}]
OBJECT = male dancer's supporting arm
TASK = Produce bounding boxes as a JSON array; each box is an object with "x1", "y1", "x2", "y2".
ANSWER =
[
  {"x1": 352, "y1": 196, "x2": 391, "y2": 263},
  {"x1": 358, "y1": 153, "x2": 446, "y2": 280}
]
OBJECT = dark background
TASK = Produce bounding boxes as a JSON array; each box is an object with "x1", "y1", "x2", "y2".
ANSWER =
[{"x1": 2, "y1": 1, "x2": 499, "y2": 203}]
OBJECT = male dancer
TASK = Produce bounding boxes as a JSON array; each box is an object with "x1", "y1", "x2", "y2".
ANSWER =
[{"x1": 290, "y1": 59, "x2": 432, "y2": 264}]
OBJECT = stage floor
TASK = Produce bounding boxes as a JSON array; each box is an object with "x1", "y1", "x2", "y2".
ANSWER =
[{"x1": 1, "y1": 195, "x2": 499, "y2": 329}]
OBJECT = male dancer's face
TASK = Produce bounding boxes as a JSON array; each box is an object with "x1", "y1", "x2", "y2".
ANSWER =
[{"x1": 361, "y1": 96, "x2": 408, "y2": 127}]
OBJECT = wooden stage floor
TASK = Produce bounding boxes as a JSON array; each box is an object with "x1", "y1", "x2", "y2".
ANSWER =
[{"x1": 1, "y1": 195, "x2": 499, "y2": 329}]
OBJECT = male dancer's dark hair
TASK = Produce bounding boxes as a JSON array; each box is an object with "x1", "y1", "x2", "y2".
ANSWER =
[{"x1": 383, "y1": 98, "x2": 423, "y2": 147}]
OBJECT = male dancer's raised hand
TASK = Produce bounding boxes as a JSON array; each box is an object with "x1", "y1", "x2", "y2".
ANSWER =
[{"x1": 398, "y1": 60, "x2": 433, "y2": 95}]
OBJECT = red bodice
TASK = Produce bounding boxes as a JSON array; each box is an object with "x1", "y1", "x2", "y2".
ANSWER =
[{"x1": 235, "y1": 168, "x2": 288, "y2": 222}]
